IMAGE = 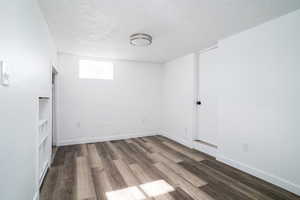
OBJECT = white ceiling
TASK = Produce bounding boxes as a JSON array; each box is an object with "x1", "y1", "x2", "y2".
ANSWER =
[{"x1": 39, "y1": 0, "x2": 300, "y2": 63}]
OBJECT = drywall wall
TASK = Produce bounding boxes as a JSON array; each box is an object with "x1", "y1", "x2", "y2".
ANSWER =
[
  {"x1": 161, "y1": 54, "x2": 198, "y2": 147},
  {"x1": 161, "y1": 9, "x2": 300, "y2": 195},
  {"x1": 57, "y1": 53, "x2": 162, "y2": 145},
  {"x1": 216, "y1": 9, "x2": 300, "y2": 194},
  {"x1": 0, "y1": 0, "x2": 57, "y2": 200}
]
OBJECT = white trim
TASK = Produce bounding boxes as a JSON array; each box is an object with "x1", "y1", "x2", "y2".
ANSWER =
[
  {"x1": 57, "y1": 132, "x2": 158, "y2": 146},
  {"x1": 193, "y1": 141, "x2": 217, "y2": 157},
  {"x1": 160, "y1": 130, "x2": 193, "y2": 148},
  {"x1": 192, "y1": 53, "x2": 199, "y2": 142},
  {"x1": 217, "y1": 155, "x2": 300, "y2": 196},
  {"x1": 52, "y1": 65, "x2": 58, "y2": 146},
  {"x1": 33, "y1": 191, "x2": 39, "y2": 200},
  {"x1": 39, "y1": 161, "x2": 50, "y2": 187},
  {"x1": 160, "y1": 132, "x2": 300, "y2": 196}
]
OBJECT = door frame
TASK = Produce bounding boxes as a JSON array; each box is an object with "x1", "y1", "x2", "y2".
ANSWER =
[
  {"x1": 193, "y1": 43, "x2": 219, "y2": 156},
  {"x1": 51, "y1": 65, "x2": 58, "y2": 147}
]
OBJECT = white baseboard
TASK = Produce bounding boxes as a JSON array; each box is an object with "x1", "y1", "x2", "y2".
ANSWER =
[
  {"x1": 217, "y1": 155, "x2": 300, "y2": 196},
  {"x1": 33, "y1": 191, "x2": 39, "y2": 200},
  {"x1": 57, "y1": 132, "x2": 158, "y2": 146},
  {"x1": 159, "y1": 131, "x2": 300, "y2": 196},
  {"x1": 160, "y1": 130, "x2": 193, "y2": 148},
  {"x1": 193, "y1": 141, "x2": 217, "y2": 157}
]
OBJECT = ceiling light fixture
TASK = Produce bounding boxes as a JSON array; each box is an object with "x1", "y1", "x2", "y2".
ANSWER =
[{"x1": 130, "y1": 33, "x2": 152, "y2": 46}]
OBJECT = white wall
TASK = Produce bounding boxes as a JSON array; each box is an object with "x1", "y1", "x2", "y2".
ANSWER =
[
  {"x1": 161, "y1": 9, "x2": 300, "y2": 195},
  {"x1": 216, "y1": 9, "x2": 300, "y2": 194},
  {"x1": 161, "y1": 54, "x2": 198, "y2": 147},
  {"x1": 57, "y1": 53, "x2": 162, "y2": 145},
  {"x1": 0, "y1": 0, "x2": 57, "y2": 199}
]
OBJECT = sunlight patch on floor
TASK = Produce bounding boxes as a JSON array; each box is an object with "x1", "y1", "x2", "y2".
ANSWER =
[
  {"x1": 106, "y1": 180, "x2": 174, "y2": 200},
  {"x1": 140, "y1": 180, "x2": 175, "y2": 197},
  {"x1": 106, "y1": 186, "x2": 145, "y2": 200}
]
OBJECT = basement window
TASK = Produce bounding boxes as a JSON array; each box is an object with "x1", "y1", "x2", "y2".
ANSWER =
[{"x1": 79, "y1": 60, "x2": 114, "y2": 80}]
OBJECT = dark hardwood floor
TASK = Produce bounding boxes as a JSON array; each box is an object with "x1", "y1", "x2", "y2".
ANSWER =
[{"x1": 40, "y1": 135, "x2": 300, "y2": 200}]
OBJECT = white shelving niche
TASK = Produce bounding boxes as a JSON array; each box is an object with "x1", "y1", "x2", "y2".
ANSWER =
[{"x1": 38, "y1": 97, "x2": 51, "y2": 187}]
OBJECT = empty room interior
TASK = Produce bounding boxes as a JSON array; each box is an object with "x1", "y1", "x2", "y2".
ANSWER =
[{"x1": 1, "y1": 0, "x2": 300, "y2": 200}]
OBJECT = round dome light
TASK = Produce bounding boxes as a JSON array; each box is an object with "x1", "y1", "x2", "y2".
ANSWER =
[{"x1": 130, "y1": 33, "x2": 152, "y2": 46}]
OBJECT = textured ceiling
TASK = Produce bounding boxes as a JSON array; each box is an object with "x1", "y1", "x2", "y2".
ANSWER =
[{"x1": 39, "y1": 0, "x2": 300, "y2": 63}]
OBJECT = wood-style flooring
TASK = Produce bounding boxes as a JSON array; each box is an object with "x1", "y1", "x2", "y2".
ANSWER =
[{"x1": 41, "y1": 136, "x2": 300, "y2": 200}]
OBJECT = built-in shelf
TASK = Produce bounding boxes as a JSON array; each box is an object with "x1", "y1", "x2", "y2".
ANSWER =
[
  {"x1": 39, "y1": 135, "x2": 48, "y2": 146},
  {"x1": 39, "y1": 119, "x2": 48, "y2": 126},
  {"x1": 37, "y1": 97, "x2": 51, "y2": 188},
  {"x1": 38, "y1": 119, "x2": 48, "y2": 146},
  {"x1": 39, "y1": 160, "x2": 49, "y2": 187}
]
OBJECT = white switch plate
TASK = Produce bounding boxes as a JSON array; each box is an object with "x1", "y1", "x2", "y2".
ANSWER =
[{"x1": 0, "y1": 60, "x2": 9, "y2": 86}]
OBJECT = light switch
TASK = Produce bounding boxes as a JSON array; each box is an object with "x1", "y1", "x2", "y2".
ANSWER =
[{"x1": 0, "y1": 61, "x2": 9, "y2": 86}]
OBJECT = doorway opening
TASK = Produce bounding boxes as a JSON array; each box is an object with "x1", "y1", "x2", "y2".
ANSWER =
[
  {"x1": 194, "y1": 45, "x2": 219, "y2": 157},
  {"x1": 51, "y1": 66, "x2": 58, "y2": 163}
]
